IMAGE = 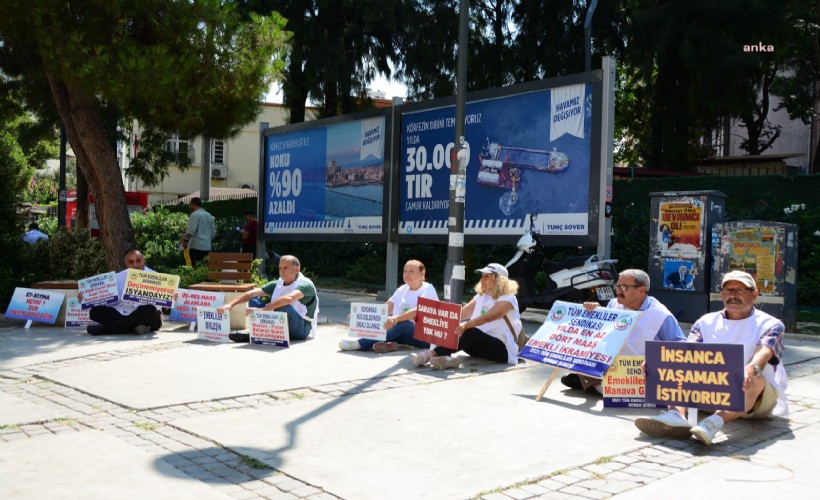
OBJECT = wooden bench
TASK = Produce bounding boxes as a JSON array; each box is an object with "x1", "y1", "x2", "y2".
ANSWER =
[
  {"x1": 31, "y1": 280, "x2": 79, "y2": 325},
  {"x1": 190, "y1": 253, "x2": 257, "y2": 329}
]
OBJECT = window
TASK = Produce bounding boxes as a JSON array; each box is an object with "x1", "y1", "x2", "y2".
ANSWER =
[
  {"x1": 165, "y1": 134, "x2": 192, "y2": 158},
  {"x1": 211, "y1": 140, "x2": 226, "y2": 165}
]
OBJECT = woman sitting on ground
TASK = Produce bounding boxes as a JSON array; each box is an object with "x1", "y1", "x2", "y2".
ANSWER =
[
  {"x1": 411, "y1": 263, "x2": 522, "y2": 370},
  {"x1": 339, "y1": 259, "x2": 438, "y2": 353}
]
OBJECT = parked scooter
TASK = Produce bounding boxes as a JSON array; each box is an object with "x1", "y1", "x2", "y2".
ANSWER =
[{"x1": 505, "y1": 222, "x2": 618, "y2": 312}]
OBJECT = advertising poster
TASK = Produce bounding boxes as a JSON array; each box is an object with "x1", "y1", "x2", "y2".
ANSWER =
[
  {"x1": 719, "y1": 227, "x2": 781, "y2": 294},
  {"x1": 263, "y1": 116, "x2": 385, "y2": 235},
  {"x1": 170, "y1": 289, "x2": 226, "y2": 322},
  {"x1": 662, "y1": 259, "x2": 697, "y2": 291},
  {"x1": 400, "y1": 83, "x2": 592, "y2": 237},
  {"x1": 602, "y1": 356, "x2": 657, "y2": 408},
  {"x1": 77, "y1": 272, "x2": 118, "y2": 309},
  {"x1": 348, "y1": 302, "x2": 388, "y2": 341},
  {"x1": 249, "y1": 310, "x2": 289, "y2": 348},
  {"x1": 122, "y1": 269, "x2": 180, "y2": 308},
  {"x1": 644, "y1": 341, "x2": 745, "y2": 412},
  {"x1": 196, "y1": 307, "x2": 231, "y2": 343},
  {"x1": 518, "y1": 301, "x2": 639, "y2": 378},
  {"x1": 413, "y1": 297, "x2": 461, "y2": 350},
  {"x1": 4, "y1": 287, "x2": 65, "y2": 324},
  {"x1": 656, "y1": 198, "x2": 704, "y2": 258},
  {"x1": 65, "y1": 298, "x2": 96, "y2": 328}
]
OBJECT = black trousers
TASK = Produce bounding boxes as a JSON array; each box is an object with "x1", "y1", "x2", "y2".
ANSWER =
[
  {"x1": 189, "y1": 248, "x2": 209, "y2": 266},
  {"x1": 240, "y1": 244, "x2": 256, "y2": 258},
  {"x1": 433, "y1": 327, "x2": 508, "y2": 363},
  {"x1": 89, "y1": 305, "x2": 162, "y2": 335}
]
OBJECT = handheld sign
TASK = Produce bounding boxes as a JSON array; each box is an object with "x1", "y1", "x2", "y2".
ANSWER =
[
  {"x1": 602, "y1": 356, "x2": 657, "y2": 408},
  {"x1": 348, "y1": 302, "x2": 388, "y2": 340},
  {"x1": 171, "y1": 289, "x2": 226, "y2": 323},
  {"x1": 77, "y1": 271, "x2": 118, "y2": 309},
  {"x1": 413, "y1": 297, "x2": 460, "y2": 350},
  {"x1": 249, "y1": 310, "x2": 289, "y2": 348},
  {"x1": 65, "y1": 298, "x2": 97, "y2": 328},
  {"x1": 5, "y1": 287, "x2": 65, "y2": 326},
  {"x1": 645, "y1": 341, "x2": 745, "y2": 412},
  {"x1": 122, "y1": 269, "x2": 180, "y2": 308},
  {"x1": 519, "y1": 301, "x2": 639, "y2": 378},
  {"x1": 196, "y1": 307, "x2": 231, "y2": 343}
]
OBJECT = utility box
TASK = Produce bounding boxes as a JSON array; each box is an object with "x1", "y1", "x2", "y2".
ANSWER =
[
  {"x1": 648, "y1": 190, "x2": 727, "y2": 322},
  {"x1": 710, "y1": 221, "x2": 798, "y2": 331}
]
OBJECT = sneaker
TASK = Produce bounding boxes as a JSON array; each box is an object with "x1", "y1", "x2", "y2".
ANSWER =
[
  {"x1": 86, "y1": 324, "x2": 110, "y2": 335},
  {"x1": 134, "y1": 325, "x2": 152, "y2": 335},
  {"x1": 430, "y1": 356, "x2": 460, "y2": 370},
  {"x1": 411, "y1": 351, "x2": 433, "y2": 367},
  {"x1": 560, "y1": 373, "x2": 584, "y2": 390},
  {"x1": 339, "y1": 338, "x2": 361, "y2": 351},
  {"x1": 691, "y1": 415, "x2": 723, "y2": 446},
  {"x1": 228, "y1": 332, "x2": 250, "y2": 343},
  {"x1": 634, "y1": 411, "x2": 692, "y2": 439},
  {"x1": 372, "y1": 341, "x2": 398, "y2": 354}
]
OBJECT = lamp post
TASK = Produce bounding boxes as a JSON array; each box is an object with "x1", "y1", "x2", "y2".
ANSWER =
[{"x1": 444, "y1": 0, "x2": 470, "y2": 304}]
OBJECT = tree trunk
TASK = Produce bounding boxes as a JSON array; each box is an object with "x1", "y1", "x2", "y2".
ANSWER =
[
  {"x1": 76, "y1": 161, "x2": 89, "y2": 230},
  {"x1": 46, "y1": 73, "x2": 135, "y2": 271}
]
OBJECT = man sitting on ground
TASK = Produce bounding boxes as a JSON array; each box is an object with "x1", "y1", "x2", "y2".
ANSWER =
[
  {"x1": 84, "y1": 249, "x2": 163, "y2": 335},
  {"x1": 635, "y1": 270, "x2": 788, "y2": 445},
  {"x1": 561, "y1": 269, "x2": 686, "y2": 395},
  {"x1": 217, "y1": 255, "x2": 318, "y2": 342}
]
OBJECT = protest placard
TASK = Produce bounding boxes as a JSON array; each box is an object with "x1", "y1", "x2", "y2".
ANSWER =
[
  {"x1": 413, "y1": 297, "x2": 460, "y2": 350},
  {"x1": 77, "y1": 271, "x2": 118, "y2": 309},
  {"x1": 520, "y1": 301, "x2": 638, "y2": 378},
  {"x1": 249, "y1": 310, "x2": 289, "y2": 348},
  {"x1": 196, "y1": 307, "x2": 231, "y2": 343},
  {"x1": 65, "y1": 297, "x2": 96, "y2": 328},
  {"x1": 4, "y1": 287, "x2": 65, "y2": 325},
  {"x1": 348, "y1": 302, "x2": 388, "y2": 340},
  {"x1": 121, "y1": 269, "x2": 180, "y2": 308},
  {"x1": 645, "y1": 341, "x2": 745, "y2": 412},
  {"x1": 602, "y1": 356, "x2": 657, "y2": 408},
  {"x1": 171, "y1": 289, "x2": 226, "y2": 322}
]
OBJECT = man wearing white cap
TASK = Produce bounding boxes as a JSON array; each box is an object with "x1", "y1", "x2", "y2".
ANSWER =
[{"x1": 635, "y1": 270, "x2": 788, "y2": 445}]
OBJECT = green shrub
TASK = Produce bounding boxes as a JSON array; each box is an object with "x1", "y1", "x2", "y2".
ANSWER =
[
  {"x1": 131, "y1": 207, "x2": 188, "y2": 272},
  {"x1": 172, "y1": 262, "x2": 210, "y2": 289},
  {"x1": 18, "y1": 228, "x2": 107, "y2": 285}
]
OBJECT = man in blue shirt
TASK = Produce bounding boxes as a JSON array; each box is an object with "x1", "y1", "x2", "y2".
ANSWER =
[
  {"x1": 179, "y1": 197, "x2": 215, "y2": 266},
  {"x1": 561, "y1": 269, "x2": 686, "y2": 394}
]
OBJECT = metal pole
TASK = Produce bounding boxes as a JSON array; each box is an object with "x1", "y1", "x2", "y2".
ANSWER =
[
  {"x1": 444, "y1": 0, "x2": 469, "y2": 304},
  {"x1": 58, "y1": 125, "x2": 67, "y2": 229},
  {"x1": 584, "y1": 0, "x2": 599, "y2": 74},
  {"x1": 257, "y1": 122, "x2": 268, "y2": 276}
]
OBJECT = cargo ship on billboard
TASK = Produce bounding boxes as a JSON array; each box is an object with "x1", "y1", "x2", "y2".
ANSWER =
[{"x1": 477, "y1": 140, "x2": 569, "y2": 190}]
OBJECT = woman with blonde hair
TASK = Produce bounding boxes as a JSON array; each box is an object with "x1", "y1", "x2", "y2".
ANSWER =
[{"x1": 411, "y1": 263, "x2": 522, "y2": 370}]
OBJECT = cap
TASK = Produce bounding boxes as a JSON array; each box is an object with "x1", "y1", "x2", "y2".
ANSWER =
[
  {"x1": 475, "y1": 263, "x2": 508, "y2": 278},
  {"x1": 721, "y1": 270, "x2": 756, "y2": 289}
]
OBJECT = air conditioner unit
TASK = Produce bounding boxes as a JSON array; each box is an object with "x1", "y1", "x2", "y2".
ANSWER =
[
  {"x1": 210, "y1": 166, "x2": 227, "y2": 179},
  {"x1": 239, "y1": 183, "x2": 255, "y2": 190}
]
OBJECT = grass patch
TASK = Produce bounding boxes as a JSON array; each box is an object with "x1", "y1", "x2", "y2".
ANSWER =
[
  {"x1": 289, "y1": 392, "x2": 305, "y2": 400},
  {"x1": 54, "y1": 418, "x2": 78, "y2": 426},
  {"x1": 134, "y1": 422, "x2": 160, "y2": 432},
  {"x1": 0, "y1": 424, "x2": 18, "y2": 431},
  {"x1": 593, "y1": 456, "x2": 613, "y2": 464},
  {"x1": 239, "y1": 455, "x2": 271, "y2": 470}
]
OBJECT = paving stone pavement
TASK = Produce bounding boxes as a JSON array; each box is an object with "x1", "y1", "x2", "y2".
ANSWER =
[{"x1": 2, "y1": 295, "x2": 819, "y2": 499}]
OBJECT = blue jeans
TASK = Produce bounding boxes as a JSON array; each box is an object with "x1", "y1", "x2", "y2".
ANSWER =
[
  {"x1": 249, "y1": 298, "x2": 311, "y2": 341},
  {"x1": 358, "y1": 320, "x2": 430, "y2": 351}
]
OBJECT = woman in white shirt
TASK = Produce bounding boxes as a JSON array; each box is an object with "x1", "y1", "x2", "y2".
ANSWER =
[
  {"x1": 339, "y1": 260, "x2": 438, "y2": 353},
  {"x1": 411, "y1": 263, "x2": 522, "y2": 370}
]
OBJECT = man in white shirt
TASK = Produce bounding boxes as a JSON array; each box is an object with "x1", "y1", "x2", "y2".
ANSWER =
[{"x1": 23, "y1": 223, "x2": 48, "y2": 244}]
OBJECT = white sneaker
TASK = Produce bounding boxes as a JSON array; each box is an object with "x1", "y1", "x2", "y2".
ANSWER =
[
  {"x1": 691, "y1": 415, "x2": 723, "y2": 446},
  {"x1": 430, "y1": 356, "x2": 460, "y2": 370},
  {"x1": 411, "y1": 351, "x2": 433, "y2": 367},
  {"x1": 634, "y1": 411, "x2": 692, "y2": 439},
  {"x1": 338, "y1": 338, "x2": 360, "y2": 351}
]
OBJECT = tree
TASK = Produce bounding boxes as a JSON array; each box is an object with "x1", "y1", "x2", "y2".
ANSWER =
[{"x1": 0, "y1": 1, "x2": 289, "y2": 270}]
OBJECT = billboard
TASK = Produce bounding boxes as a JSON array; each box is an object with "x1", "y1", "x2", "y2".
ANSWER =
[
  {"x1": 399, "y1": 83, "x2": 594, "y2": 239},
  {"x1": 262, "y1": 112, "x2": 387, "y2": 239}
]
